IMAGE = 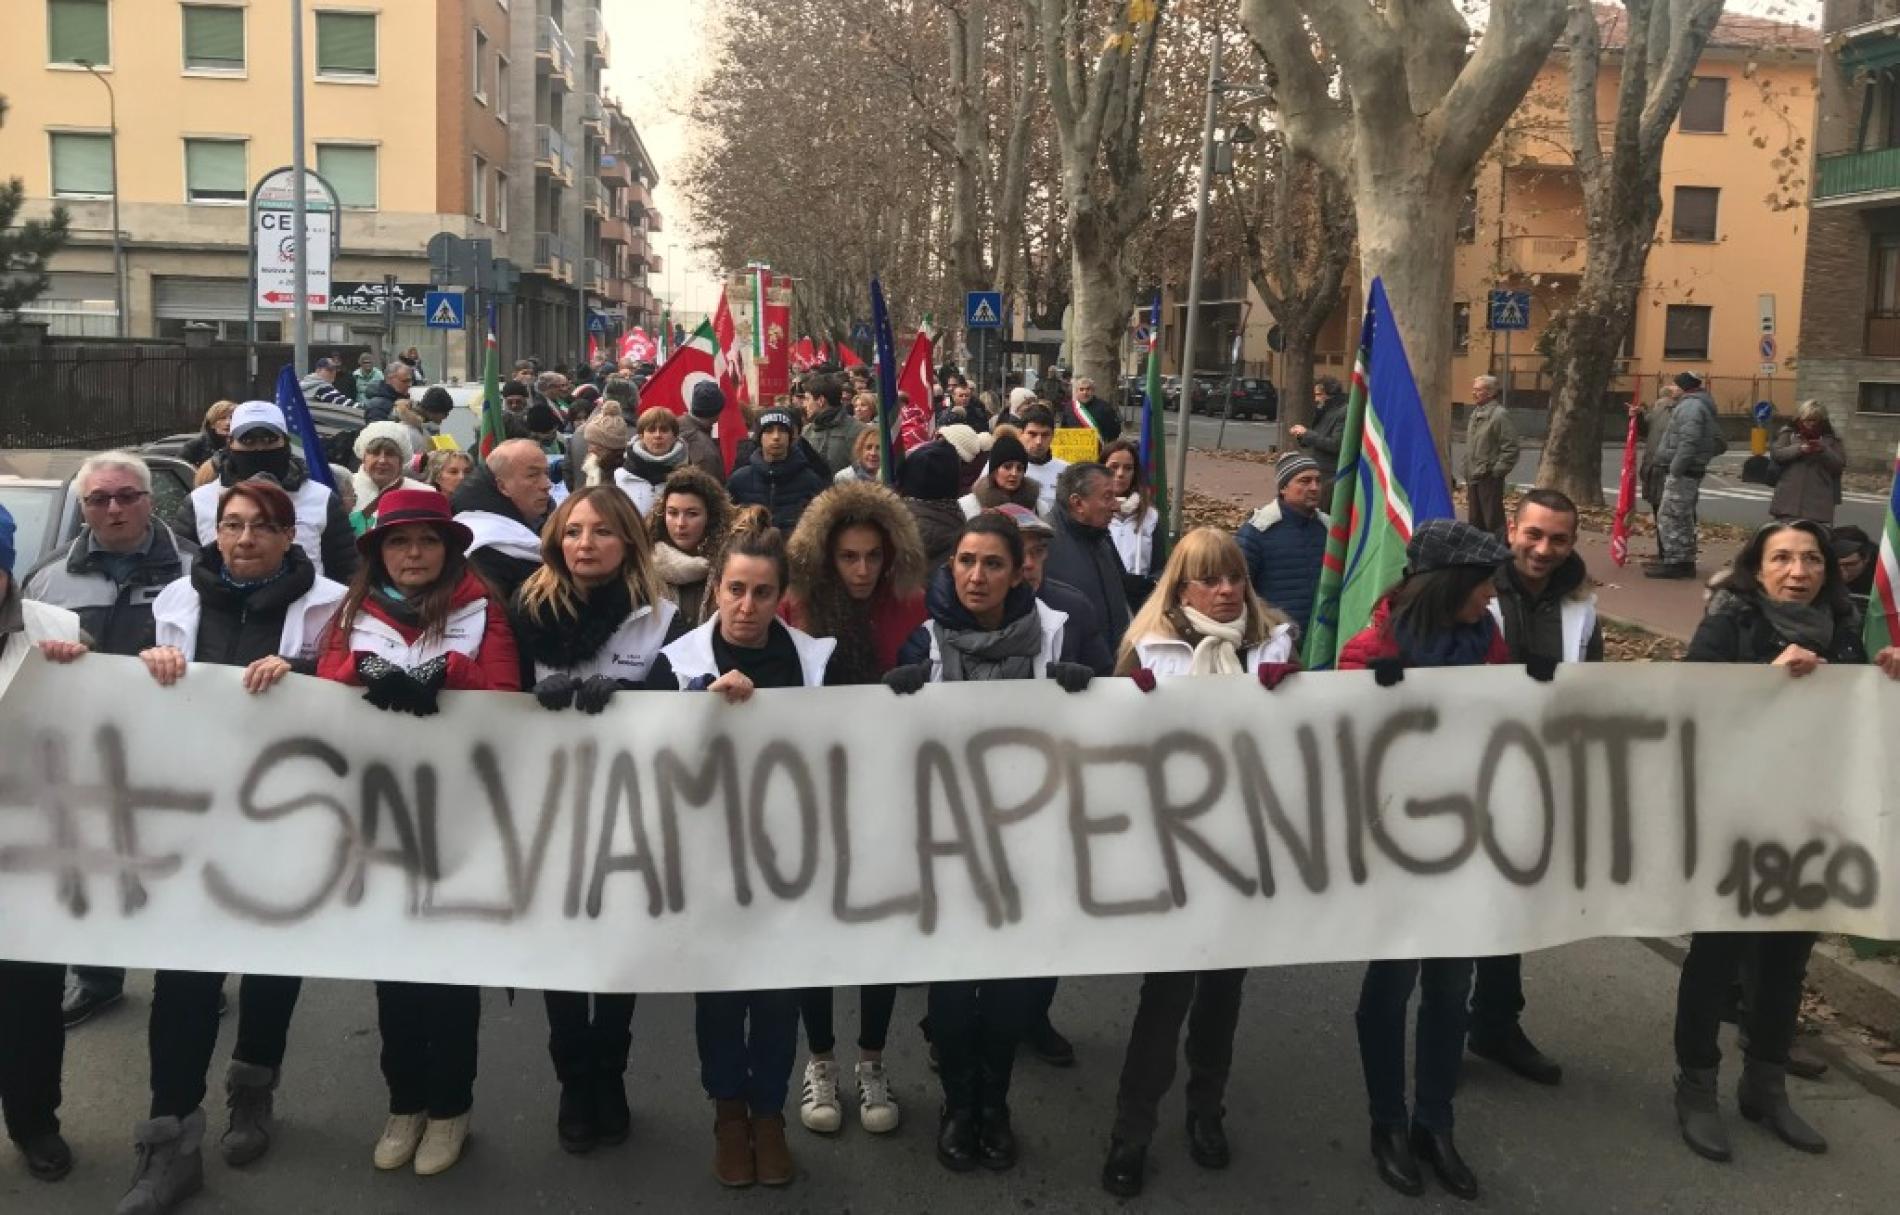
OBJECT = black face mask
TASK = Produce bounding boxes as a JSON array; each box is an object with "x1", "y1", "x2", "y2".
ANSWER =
[{"x1": 227, "y1": 446, "x2": 292, "y2": 483}]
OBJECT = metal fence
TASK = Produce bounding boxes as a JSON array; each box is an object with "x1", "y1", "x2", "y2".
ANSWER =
[{"x1": 0, "y1": 341, "x2": 367, "y2": 450}]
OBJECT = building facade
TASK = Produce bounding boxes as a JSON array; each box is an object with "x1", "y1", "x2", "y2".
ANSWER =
[{"x1": 1795, "y1": 0, "x2": 1900, "y2": 470}]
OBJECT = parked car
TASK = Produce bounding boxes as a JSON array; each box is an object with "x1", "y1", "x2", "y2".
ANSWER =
[
  {"x1": 0, "y1": 449, "x2": 198, "y2": 577},
  {"x1": 1160, "y1": 375, "x2": 1210, "y2": 413},
  {"x1": 1227, "y1": 378, "x2": 1280, "y2": 421}
]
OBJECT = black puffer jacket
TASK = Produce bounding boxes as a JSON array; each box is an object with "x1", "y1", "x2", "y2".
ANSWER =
[
  {"x1": 726, "y1": 445, "x2": 828, "y2": 532},
  {"x1": 1491, "y1": 553, "x2": 1604, "y2": 665},
  {"x1": 1685, "y1": 588, "x2": 1866, "y2": 667},
  {"x1": 1044, "y1": 508, "x2": 1132, "y2": 641},
  {"x1": 187, "y1": 546, "x2": 319, "y2": 671}
]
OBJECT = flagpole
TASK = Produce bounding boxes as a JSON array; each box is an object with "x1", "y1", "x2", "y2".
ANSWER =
[
  {"x1": 1169, "y1": 34, "x2": 1222, "y2": 545},
  {"x1": 289, "y1": 0, "x2": 310, "y2": 376}
]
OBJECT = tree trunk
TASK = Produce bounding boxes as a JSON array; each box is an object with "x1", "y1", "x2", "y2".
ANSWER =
[
  {"x1": 1537, "y1": 222, "x2": 1654, "y2": 504},
  {"x1": 1354, "y1": 156, "x2": 1461, "y2": 464},
  {"x1": 1069, "y1": 212, "x2": 1129, "y2": 398},
  {"x1": 1278, "y1": 330, "x2": 1318, "y2": 430}
]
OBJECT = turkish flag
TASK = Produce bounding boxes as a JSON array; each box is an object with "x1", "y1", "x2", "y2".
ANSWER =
[
  {"x1": 637, "y1": 318, "x2": 719, "y2": 416},
  {"x1": 897, "y1": 330, "x2": 935, "y2": 455}
]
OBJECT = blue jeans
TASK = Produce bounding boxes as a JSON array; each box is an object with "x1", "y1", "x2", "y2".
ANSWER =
[
  {"x1": 695, "y1": 990, "x2": 799, "y2": 1117},
  {"x1": 1356, "y1": 958, "x2": 1473, "y2": 1132}
]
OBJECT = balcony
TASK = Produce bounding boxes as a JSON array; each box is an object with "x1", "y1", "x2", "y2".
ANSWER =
[
  {"x1": 583, "y1": 258, "x2": 607, "y2": 291},
  {"x1": 535, "y1": 125, "x2": 573, "y2": 184},
  {"x1": 626, "y1": 229, "x2": 650, "y2": 267},
  {"x1": 600, "y1": 214, "x2": 634, "y2": 246},
  {"x1": 1871, "y1": 313, "x2": 1900, "y2": 359},
  {"x1": 581, "y1": 6, "x2": 610, "y2": 66},
  {"x1": 650, "y1": 252, "x2": 664, "y2": 275},
  {"x1": 625, "y1": 179, "x2": 652, "y2": 217},
  {"x1": 584, "y1": 178, "x2": 608, "y2": 218},
  {"x1": 534, "y1": 232, "x2": 573, "y2": 283},
  {"x1": 598, "y1": 153, "x2": 633, "y2": 189},
  {"x1": 1503, "y1": 121, "x2": 1618, "y2": 170},
  {"x1": 1815, "y1": 148, "x2": 1900, "y2": 208},
  {"x1": 582, "y1": 94, "x2": 607, "y2": 138},
  {"x1": 1503, "y1": 234, "x2": 1585, "y2": 279},
  {"x1": 647, "y1": 207, "x2": 663, "y2": 234},
  {"x1": 536, "y1": 17, "x2": 575, "y2": 91}
]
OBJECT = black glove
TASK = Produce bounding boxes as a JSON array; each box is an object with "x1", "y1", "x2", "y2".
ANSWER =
[
  {"x1": 355, "y1": 653, "x2": 412, "y2": 712},
  {"x1": 1369, "y1": 657, "x2": 1406, "y2": 688},
  {"x1": 373, "y1": 655, "x2": 446, "y2": 717},
  {"x1": 573, "y1": 675, "x2": 630, "y2": 715},
  {"x1": 1047, "y1": 661, "x2": 1093, "y2": 694},
  {"x1": 686, "y1": 673, "x2": 716, "y2": 691},
  {"x1": 883, "y1": 663, "x2": 930, "y2": 695},
  {"x1": 1525, "y1": 655, "x2": 1559, "y2": 683},
  {"x1": 533, "y1": 672, "x2": 580, "y2": 711}
]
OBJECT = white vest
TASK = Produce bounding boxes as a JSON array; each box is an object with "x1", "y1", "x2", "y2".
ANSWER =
[
  {"x1": 151, "y1": 573, "x2": 347, "y2": 664},
  {"x1": 1487, "y1": 593, "x2": 1598, "y2": 664},
  {"x1": 1110, "y1": 505, "x2": 1160, "y2": 577},
  {"x1": 658, "y1": 616, "x2": 836, "y2": 688},
  {"x1": 190, "y1": 479, "x2": 338, "y2": 577},
  {"x1": 0, "y1": 600, "x2": 82, "y2": 690},
  {"x1": 1132, "y1": 623, "x2": 1297, "y2": 677},
  {"x1": 922, "y1": 599, "x2": 1068, "y2": 681},
  {"x1": 1024, "y1": 458, "x2": 1067, "y2": 516},
  {"x1": 533, "y1": 600, "x2": 678, "y2": 684},
  {"x1": 612, "y1": 468, "x2": 663, "y2": 518},
  {"x1": 347, "y1": 596, "x2": 489, "y2": 668},
  {"x1": 456, "y1": 509, "x2": 542, "y2": 563}
]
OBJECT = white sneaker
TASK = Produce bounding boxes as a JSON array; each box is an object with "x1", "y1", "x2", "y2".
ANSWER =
[
  {"x1": 372, "y1": 1113, "x2": 426, "y2": 1170},
  {"x1": 856, "y1": 1060, "x2": 901, "y2": 1134},
  {"x1": 413, "y1": 1113, "x2": 470, "y2": 1176},
  {"x1": 799, "y1": 1058, "x2": 843, "y2": 1133}
]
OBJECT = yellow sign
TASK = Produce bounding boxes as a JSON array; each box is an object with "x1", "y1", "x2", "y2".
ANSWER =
[{"x1": 1050, "y1": 428, "x2": 1101, "y2": 464}]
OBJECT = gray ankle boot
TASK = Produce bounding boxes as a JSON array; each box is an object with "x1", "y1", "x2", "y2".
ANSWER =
[
  {"x1": 114, "y1": 1108, "x2": 206, "y2": 1215},
  {"x1": 1738, "y1": 1059, "x2": 1828, "y2": 1154},
  {"x1": 1673, "y1": 1067, "x2": 1731, "y2": 1162},
  {"x1": 221, "y1": 1060, "x2": 279, "y2": 1167}
]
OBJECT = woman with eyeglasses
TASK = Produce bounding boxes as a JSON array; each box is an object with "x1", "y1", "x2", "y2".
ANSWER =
[
  {"x1": 1099, "y1": 527, "x2": 1294, "y2": 1198},
  {"x1": 109, "y1": 480, "x2": 347, "y2": 1215}
]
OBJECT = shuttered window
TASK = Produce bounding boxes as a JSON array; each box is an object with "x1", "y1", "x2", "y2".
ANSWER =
[
  {"x1": 315, "y1": 11, "x2": 376, "y2": 79},
  {"x1": 185, "y1": 139, "x2": 246, "y2": 202},
  {"x1": 316, "y1": 143, "x2": 377, "y2": 209},
  {"x1": 1679, "y1": 77, "x2": 1727, "y2": 134},
  {"x1": 1664, "y1": 305, "x2": 1712, "y2": 361},
  {"x1": 48, "y1": 0, "x2": 109, "y2": 66},
  {"x1": 50, "y1": 132, "x2": 114, "y2": 197},
  {"x1": 183, "y1": 5, "x2": 245, "y2": 72},
  {"x1": 1671, "y1": 187, "x2": 1719, "y2": 242}
]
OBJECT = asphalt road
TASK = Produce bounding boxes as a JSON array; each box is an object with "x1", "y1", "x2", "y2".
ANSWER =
[
  {"x1": 9, "y1": 940, "x2": 1898, "y2": 1213},
  {"x1": 1177, "y1": 416, "x2": 1887, "y2": 534}
]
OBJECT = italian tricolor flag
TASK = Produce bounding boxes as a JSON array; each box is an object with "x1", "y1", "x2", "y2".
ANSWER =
[{"x1": 1865, "y1": 440, "x2": 1900, "y2": 656}]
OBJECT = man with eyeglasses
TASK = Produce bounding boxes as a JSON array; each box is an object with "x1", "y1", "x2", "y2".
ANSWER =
[
  {"x1": 24, "y1": 451, "x2": 194, "y2": 1030},
  {"x1": 175, "y1": 402, "x2": 358, "y2": 582}
]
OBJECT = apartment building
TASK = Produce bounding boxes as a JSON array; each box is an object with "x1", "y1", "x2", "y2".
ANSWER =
[
  {"x1": 503, "y1": 0, "x2": 661, "y2": 364},
  {"x1": 1795, "y1": 0, "x2": 1900, "y2": 470},
  {"x1": 0, "y1": 0, "x2": 516, "y2": 363}
]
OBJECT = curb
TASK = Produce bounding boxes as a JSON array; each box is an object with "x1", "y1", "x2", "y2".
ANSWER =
[{"x1": 1806, "y1": 940, "x2": 1900, "y2": 1043}]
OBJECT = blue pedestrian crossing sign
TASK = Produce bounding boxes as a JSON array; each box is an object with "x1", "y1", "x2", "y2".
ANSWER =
[
  {"x1": 965, "y1": 291, "x2": 1003, "y2": 330},
  {"x1": 588, "y1": 312, "x2": 608, "y2": 334},
  {"x1": 1487, "y1": 290, "x2": 1531, "y2": 331},
  {"x1": 851, "y1": 321, "x2": 874, "y2": 344},
  {"x1": 424, "y1": 291, "x2": 466, "y2": 330}
]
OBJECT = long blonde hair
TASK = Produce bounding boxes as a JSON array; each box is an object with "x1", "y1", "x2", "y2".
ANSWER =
[
  {"x1": 1114, "y1": 527, "x2": 1289, "y2": 674},
  {"x1": 517, "y1": 486, "x2": 668, "y2": 621}
]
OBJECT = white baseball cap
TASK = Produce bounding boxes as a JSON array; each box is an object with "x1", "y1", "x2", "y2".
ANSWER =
[{"x1": 230, "y1": 401, "x2": 288, "y2": 439}]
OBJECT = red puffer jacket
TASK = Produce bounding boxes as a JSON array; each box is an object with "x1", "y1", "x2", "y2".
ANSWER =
[
  {"x1": 1338, "y1": 598, "x2": 1510, "y2": 671},
  {"x1": 314, "y1": 569, "x2": 521, "y2": 691}
]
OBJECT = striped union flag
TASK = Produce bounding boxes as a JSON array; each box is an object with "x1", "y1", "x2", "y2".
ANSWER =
[
  {"x1": 1864, "y1": 440, "x2": 1900, "y2": 658},
  {"x1": 1302, "y1": 278, "x2": 1455, "y2": 670}
]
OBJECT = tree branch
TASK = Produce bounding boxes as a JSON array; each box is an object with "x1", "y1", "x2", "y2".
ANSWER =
[{"x1": 1435, "y1": 0, "x2": 1570, "y2": 172}]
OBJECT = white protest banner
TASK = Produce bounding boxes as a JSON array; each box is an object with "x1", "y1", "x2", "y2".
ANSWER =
[{"x1": 0, "y1": 652, "x2": 1894, "y2": 993}]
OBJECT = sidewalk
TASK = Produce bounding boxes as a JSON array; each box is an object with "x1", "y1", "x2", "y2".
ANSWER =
[{"x1": 1184, "y1": 450, "x2": 1732, "y2": 644}]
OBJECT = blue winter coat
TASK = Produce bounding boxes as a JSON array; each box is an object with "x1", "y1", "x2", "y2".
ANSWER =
[{"x1": 1236, "y1": 498, "x2": 1328, "y2": 638}]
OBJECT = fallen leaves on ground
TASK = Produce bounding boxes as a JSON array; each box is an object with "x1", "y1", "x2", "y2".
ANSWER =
[
  {"x1": 1183, "y1": 490, "x2": 1249, "y2": 532},
  {"x1": 1602, "y1": 621, "x2": 1686, "y2": 663}
]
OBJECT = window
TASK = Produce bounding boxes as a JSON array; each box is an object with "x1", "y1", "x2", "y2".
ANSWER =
[
  {"x1": 1861, "y1": 383, "x2": 1900, "y2": 416},
  {"x1": 184, "y1": 138, "x2": 245, "y2": 202},
  {"x1": 1679, "y1": 77, "x2": 1727, "y2": 134},
  {"x1": 1456, "y1": 190, "x2": 1478, "y2": 245},
  {"x1": 315, "y1": 143, "x2": 377, "y2": 208},
  {"x1": 1663, "y1": 304, "x2": 1711, "y2": 360},
  {"x1": 49, "y1": 132, "x2": 113, "y2": 197},
  {"x1": 182, "y1": 4, "x2": 244, "y2": 72},
  {"x1": 1452, "y1": 302, "x2": 1471, "y2": 353},
  {"x1": 494, "y1": 170, "x2": 509, "y2": 232},
  {"x1": 1875, "y1": 237, "x2": 1900, "y2": 314},
  {"x1": 1671, "y1": 186, "x2": 1719, "y2": 242},
  {"x1": 48, "y1": 0, "x2": 109, "y2": 66},
  {"x1": 496, "y1": 55, "x2": 511, "y2": 120},
  {"x1": 315, "y1": 11, "x2": 376, "y2": 79},
  {"x1": 472, "y1": 155, "x2": 487, "y2": 222},
  {"x1": 472, "y1": 27, "x2": 488, "y2": 101}
]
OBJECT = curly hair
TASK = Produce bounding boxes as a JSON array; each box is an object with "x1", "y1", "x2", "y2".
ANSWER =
[{"x1": 645, "y1": 465, "x2": 733, "y2": 559}]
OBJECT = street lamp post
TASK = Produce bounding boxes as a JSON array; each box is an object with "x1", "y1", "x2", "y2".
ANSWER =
[
  {"x1": 289, "y1": 0, "x2": 312, "y2": 374},
  {"x1": 75, "y1": 61, "x2": 126, "y2": 339}
]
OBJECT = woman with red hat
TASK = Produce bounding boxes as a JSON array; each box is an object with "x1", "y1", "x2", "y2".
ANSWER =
[{"x1": 314, "y1": 487, "x2": 519, "y2": 1179}]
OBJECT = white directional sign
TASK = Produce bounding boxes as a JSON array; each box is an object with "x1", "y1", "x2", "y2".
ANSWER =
[{"x1": 255, "y1": 210, "x2": 333, "y2": 311}]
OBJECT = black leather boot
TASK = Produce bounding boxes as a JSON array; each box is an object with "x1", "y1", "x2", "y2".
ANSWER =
[
  {"x1": 557, "y1": 1078, "x2": 598, "y2": 1155},
  {"x1": 976, "y1": 1104, "x2": 1017, "y2": 1170},
  {"x1": 1468, "y1": 1024, "x2": 1563, "y2": 1086},
  {"x1": 595, "y1": 1068, "x2": 630, "y2": 1146},
  {"x1": 1186, "y1": 1109, "x2": 1230, "y2": 1168},
  {"x1": 936, "y1": 1107, "x2": 979, "y2": 1173},
  {"x1": 20, "y1": 1132, "x2": 73, "y2": 1183},
  {"x1": 1674, "y1": 1066, "x2": 1732, "y2": 1162},
  {"x1": 1100, "y1": 1138, "x2": 1145, "y2": 1197},
  {"x1": 1409, "y1": 1124, "x2": 1479, "y2": 1200},
  {"x1": 1369, "y1": 1122, "x2": 1423, "y2": 1197}
]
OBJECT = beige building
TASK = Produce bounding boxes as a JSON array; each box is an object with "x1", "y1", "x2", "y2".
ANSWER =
[{"x1": 0, "y1": 0, "x2": 657, "y2": 373}]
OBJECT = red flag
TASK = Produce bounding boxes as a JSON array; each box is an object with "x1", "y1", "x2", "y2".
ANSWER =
[
  {"x1": 817, "y1": 339, "x2": 832, "y2": 366},
  {"x1": 621, "y1": 328, "x2": 656, "y2": 364},
  {"x1": 838, "y1": 344, "x2": 865, "y2": 369},
  {"x1": 1610, "y1": 395, "x2": 1641, "y2": 567},
  {"x1": 587, "y1": 335, "x2": 600, "y2": 365},
  {"x1": 897, "y1": 330, "x2": 935, "y2": 455},
  {"x1": 711, "y1": 289, "x2": 748, "y2": 472},
  {"x1": 636, "y1": 318, "x2": 719, "y2": 416},
  {"x1": 792, "y1": 337, "x2": 816, "y2": 372},
  {"x1": 759, "y1": 275, "x2": 792, "y2": 400}
]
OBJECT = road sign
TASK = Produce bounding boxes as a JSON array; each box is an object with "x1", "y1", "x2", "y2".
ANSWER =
[
  {"x1": 851, "y1": 321, "x2": 873, "y2": 344},
  {"x1": 255, "y1": 210, "x2": 333, "y2": 311},
  {"x1": 1753, "y1": 401, "x2": 1773, "y2": 426},
  {"x1": 965, "y1": 291, "x2": 1003, "y2": 330},
  {"x1": 1487, "y1": 290, "x2": 1530, "y2": 331},
  {"x1": 1759, "y1": 334, "x2": 1777, "y2": 362},
  {"x1": 425, "y1": 291, "x2": 467, "y2": 330},
  {"x1": 1760, "y1": 363, "x2": 1778, "y2": 376},
  {"x1": 588, "y1": 312, "x2": 608, "y2": 334}
]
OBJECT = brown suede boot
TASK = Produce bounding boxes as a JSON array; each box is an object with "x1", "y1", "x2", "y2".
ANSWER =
[
  {"x1": 713, "y1": 1099, "x2": 754, "y2": 1188},
  {"x1": 752, "y1": 1113, "x2": 794, "y2": 1187}
]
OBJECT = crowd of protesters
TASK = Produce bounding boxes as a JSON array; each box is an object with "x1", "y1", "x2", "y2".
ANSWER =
[{"x1": 2, "y1": 359, "x2": 1896, "y2": 1211}]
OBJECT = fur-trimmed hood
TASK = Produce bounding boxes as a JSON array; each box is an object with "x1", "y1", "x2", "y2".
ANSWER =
[{"x1": 787, "y1": 479, "x2": 928, "y2": 601}]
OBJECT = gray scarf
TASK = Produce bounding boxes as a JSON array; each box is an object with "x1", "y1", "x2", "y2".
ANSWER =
[
  {"x1": 1757, "y1": 596, "x2": 1836, "y2": 654},
  {"x1": 939, "y1": 608, "x2": 1043, "y2": 682}
]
